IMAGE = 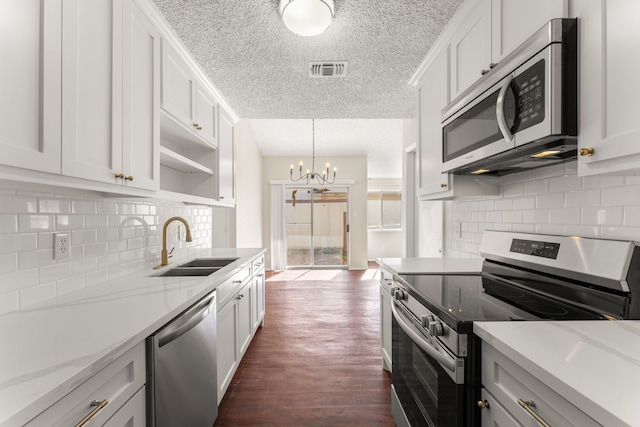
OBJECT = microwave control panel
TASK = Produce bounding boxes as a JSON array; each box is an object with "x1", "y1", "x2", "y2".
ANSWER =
[{"x1": 515, "y1": 59, "x2": 545, "y2": 131}]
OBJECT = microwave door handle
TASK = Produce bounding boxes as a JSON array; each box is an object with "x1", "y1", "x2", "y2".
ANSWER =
[
  {"x1": 391, "y1": 300, "x2": 456, "y2": 373},
  {"x1": 496, "y1": 73, "x2": 515, "y2": 142}
]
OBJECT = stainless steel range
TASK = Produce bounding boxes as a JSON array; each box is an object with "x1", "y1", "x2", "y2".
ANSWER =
[{"x1": 390, "y1": 231, "x2": 640, "y2": 427}]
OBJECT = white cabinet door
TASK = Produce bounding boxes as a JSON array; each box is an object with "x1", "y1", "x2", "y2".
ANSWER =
[
  {"x1": 418, "y1": 48, "x2": 450, "y2": 198},
  {"x1": 237, "y1": 281, "x2": 253, "y2": 356},
  {"x1": 217, "y1": 110, "x2": 236, "y2": 204},
  {"x1": 576, "y1": 0, "x2": 640, "y2": 176},
  {"x1": 121, "y1": 0, "x2": 160, "y2": 191},
  {"x1": 380, "y1": 284, "x2": 392, "y2": 372},
  {"x1": 102, "y1": 387, "x2": 146, "y2": 427},
  {"x1": 491, "y1": 0, "x2": 568, "y2": 63},
  {"x1": 61, "y1": 0, "x2": 122, "y2": 184},
  {"x1": 0, "y1": 0, "x2": 62, "y2": 173},
  {"x1": 194, "y1": 86, "x2": 218, "y2": 147},
  {"x1": 449, "y1": 0, "x2": 492, "y2": 99},
  {"x1": 216, "y1": 299, "x2": 238, "y2": 404},
  {"x1": 479, "y1": 388, "x2": 523, "y2": 427},
  {"x1": 161, "y1": 40, "x2": 195, "y2": 129},
  {"x1": 252, "y1": 270, "x2": 265, "y2": 331}
]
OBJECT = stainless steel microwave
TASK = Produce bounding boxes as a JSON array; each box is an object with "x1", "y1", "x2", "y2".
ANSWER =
[{"x1": 441, "y1": 19, "x2": 578, "y2": 176}]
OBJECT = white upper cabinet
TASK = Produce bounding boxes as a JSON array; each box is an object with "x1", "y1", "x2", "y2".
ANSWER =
[
  {"x1": 217, "y1": 110, "x2": 236, "y2": 204},
  {"x1": 491, "y1": 0, "x2": 568, "y2": 63},
  {"x1": 61, "y1": 0, "x2": 159, "y2": 191},
  {"x1": 161, "y1": 40, "x2": 218, "y2": 147},
  {"x1": 449, "y1": 0, "x2": 567, "y2": 100},
  {"x1": 121, "y1": 0, "x2": 160, "y2": 190},
  {"x1": 575, "y1": 0, "x2": 640, "y2": 176},
  {"x1": 449, "y1": 0, "x2": 492, "y2": 100},
  {"x1": 0, "y1": 0, "x2": 62, "y2": 173},
  {"x1": 418, "y1": 47, "x2": 498, "y2": 200}
]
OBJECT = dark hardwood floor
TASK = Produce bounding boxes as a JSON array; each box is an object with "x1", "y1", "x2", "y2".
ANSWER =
[{"x1": 214, "y1": 268, "x2": 394, "y2": 427}]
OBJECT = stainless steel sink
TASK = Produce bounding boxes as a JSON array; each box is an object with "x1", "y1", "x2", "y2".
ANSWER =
[
  {"x1": 177, "y1": 258, "x2": 238, "y2": 268},
  {"x1": 153, "y1": 267, "x2": 221, "y2": 277}
]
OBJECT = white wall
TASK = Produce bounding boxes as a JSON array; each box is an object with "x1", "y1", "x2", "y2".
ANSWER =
[
  {"x1": 444, "y1": 161, "x2": 640, "y2": 259},
  {"x1": 262, "y1": 156, "x2": 368, "y2": 270},
  {"x1": 233, "y1": 119, "x2": 263, "y2": 248},
  {"x1": 0, "y1": 184, "x2": 213, "y2": 314}
]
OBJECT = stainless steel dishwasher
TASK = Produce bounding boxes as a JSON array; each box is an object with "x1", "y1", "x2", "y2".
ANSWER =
[{"x1": 147, "y1": 290, "x2": 217, "y2": 427}]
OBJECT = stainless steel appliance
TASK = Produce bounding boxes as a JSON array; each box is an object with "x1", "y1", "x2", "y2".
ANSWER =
[
  {"x1": 147, "y1": 290, "x2": 217, "y2": 427},
  {"x1": 391, "y1": 231, "x2": 640, "y2": 426},
  {"x1": 441, "y1": 19, "x2": 578, "y2": 176}
]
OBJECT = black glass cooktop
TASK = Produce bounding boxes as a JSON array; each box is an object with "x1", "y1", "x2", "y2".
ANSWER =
[{"x1": 396, "y1": 273, "x2": 609, "y2": 334}]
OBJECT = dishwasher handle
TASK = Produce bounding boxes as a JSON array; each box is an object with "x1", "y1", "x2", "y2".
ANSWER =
[{"x1": 157, "y1": 291, "x2": 215, "y2": 347}]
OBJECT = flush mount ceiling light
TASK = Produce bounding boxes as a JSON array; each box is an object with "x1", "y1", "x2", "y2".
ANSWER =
[{"x1": 279, "y1": 0, "x2": 335, "y2": 37}]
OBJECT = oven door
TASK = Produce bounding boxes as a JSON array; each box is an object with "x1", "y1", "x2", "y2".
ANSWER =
[{"x1": 391, "y1": 299, "x2": 467, "y2": 427}]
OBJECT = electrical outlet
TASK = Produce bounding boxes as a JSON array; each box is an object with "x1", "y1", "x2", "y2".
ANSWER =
[
  {"x1": 53, "y1": 233, "x2": 70, "y2": 260},
  {"x1": 454, "y1": 222, "x2": 462, "y2": 238}
]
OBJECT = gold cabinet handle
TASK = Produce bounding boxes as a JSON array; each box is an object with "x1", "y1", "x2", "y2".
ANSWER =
[
  {"x1": 477, "y1": 400, "x2": 490, "y2": 409},
  {"x1": 115, "y1": 173, "x2": 125, "y2": 180},
  {"x1": 124, "y1": 175, "x2": 134, "y2": 181},
  {"x1": 579, "y1": 147, "x2": 594, "y2": 156},
  {"x1": 75, "y1": 399, "x2": 108, "y2": 427},
  {"x1": 518, "y1": 399, "x2": 552, "y2": 427},
  {"x1": 193, "y1": 123, "x2": 202, "y2": 130},
  {"x1": 440, "y1": 183, "x2": 447, "y2": 188}
]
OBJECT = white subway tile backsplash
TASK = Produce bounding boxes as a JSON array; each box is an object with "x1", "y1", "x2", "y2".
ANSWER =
[
  {"x1": 624, "y1": 207, "x2": 640, "y2": 226},
  {"x1": 536, "y1": 192, "x2": 564, "y2": 209},
  {"x1": 0, "y1": 234, "x2": 38, "y2": 254},
  {"x1": 39, "y1": 198, "x2": 70, "y2": 214},
  {"x1": 503, "y1": 210, "x2": 523, "y2": 223},
  {"x1": 0, "y1": 195, "x2": 37, "y2": 214},
  {"x1": 0, "y1": 253, "x2": 18, "y2": 274},
  {"x1": 445, "y1": 166, "x2": 640, "y2": 258},
  {"x1": 0, "y1": 186, "x2": 213, "y2": 314},
  {"x1": 581, "y1": 207, "x2": 624, "y2": 226},
  {"x1": 494, "y1": 199, "x2": 513, "y2": 211},
  {"x1": 18, "y1": 215, "x2": 54, "y2": 232},
  {"x1": 603, "y1": 186, "x2": 640, "y2": 206},
  {"x1": 549, "y1": 208, "x2": 581, "y2": 225},
  {"x1": 0, "y1": 215, "x2": 18, "y2": 233},
  {"x1": 523, "y1": 179, "x2": 549, "y2": 195}
]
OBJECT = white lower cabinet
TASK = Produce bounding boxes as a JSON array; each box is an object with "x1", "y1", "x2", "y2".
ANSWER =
[
  {"x1": 379, "y1": 268, "x2": 393, "y2": 372},
  {"x1": 216, "y1": 255, "x2": 266, "y2": 404},
  {"x1": 26, "y1": 342, "x2": 145, "y2": 427},
  {"x1": 480, "y1": 342, "x2": 600, "y2": 427}
]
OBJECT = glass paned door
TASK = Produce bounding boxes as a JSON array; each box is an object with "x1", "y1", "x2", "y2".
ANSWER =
[{"x1": 285, "y1": 187, "x2": 348, "y2": 268}]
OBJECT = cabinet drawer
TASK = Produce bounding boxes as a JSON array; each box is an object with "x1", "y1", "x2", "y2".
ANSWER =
[
  {"x1": 26, "y1": 342, "x2": 145, "y2": 427},
  {"x1": 482, "y1": 343, "x2": 600, "y2": 427},
  {"x1": 480, "y1": 388, "x2": 522, "y2": 427},
  {"x1": 251, "y1": 255, "x2": 265, "y2": 276},
  {"x1": 217, "y1": 264, "x2": 251, "y2": 308},
  {"x1": 102, "y1": 386, "x2": 145, "y2": 427}
]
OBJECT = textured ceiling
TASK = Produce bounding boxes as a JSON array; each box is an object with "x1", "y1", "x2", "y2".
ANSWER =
[
  {"x1": 151, "y1": 0, "x2": 463, "y2": 119},
  {"x1": 151, "y1": 0, "x2": 464, "y2": 178}
]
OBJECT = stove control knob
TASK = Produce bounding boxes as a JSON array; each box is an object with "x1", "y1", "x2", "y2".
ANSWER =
[
  {"x1": 393, "y1": 289, "x2": 406, "y2": 301},
  {"x1": 428, "y1": 320, "x2": 444, "y2": 337}
]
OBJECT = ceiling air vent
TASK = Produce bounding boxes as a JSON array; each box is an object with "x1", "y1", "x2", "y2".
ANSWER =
[{"x1": 308, "y1": 61, "x2": 348, "y2": 78}]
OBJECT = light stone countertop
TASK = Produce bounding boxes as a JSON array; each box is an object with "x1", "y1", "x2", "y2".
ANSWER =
[
  {"x1": 474, "y1": 321, "x2": 640, "y2": 427},
  {"x1": 376, "y1": 257, "x2": 483, "y2": 275},
  {"x1": 0, "y1": 247, "x2": 265, "y2": 427}
]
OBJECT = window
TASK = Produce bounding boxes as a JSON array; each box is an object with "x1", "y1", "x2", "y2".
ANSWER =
[{"x1": 367, "y1": 191, "x2": 401, "y2": 230}]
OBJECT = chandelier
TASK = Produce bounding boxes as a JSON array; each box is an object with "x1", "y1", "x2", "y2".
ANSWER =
[{"x1": 290, "y1": 119, "x2": 337, "y2": 185}]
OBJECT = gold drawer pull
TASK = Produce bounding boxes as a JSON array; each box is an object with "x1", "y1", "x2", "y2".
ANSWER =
[
  {"x1": 518, "y1": 399, "x2": 552, "y2": 427},
  {"x1": 477, "y1": 400, "x2": 489, "y2": 409},
  {"x1": 75, "y1": 399, "x2": 108, "y2": 427},
  {"x1": 440, "y1": 183, "x2": 447, "y2": 188},
  {"x1": 579, "y1": 147, "x2": 594, "y2": 156},
  {"x1": 115, "y1": 173, "x2": 125, "y2": 180},
  {"x1": 124, "y1": 175, "x2": 134, "y2": 181}
]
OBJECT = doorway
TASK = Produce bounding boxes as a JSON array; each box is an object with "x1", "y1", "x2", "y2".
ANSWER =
[{"x1": 285, "y1": 186, "x2": 349, "y2": 269}]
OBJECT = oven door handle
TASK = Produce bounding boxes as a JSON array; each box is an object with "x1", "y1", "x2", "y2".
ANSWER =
[
  {"x1": 496, "y1": 73, "x2": 515, "y2": 143},
  {"x1": 391, "y1": 300, "x2": 456, "y2": 373}
]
